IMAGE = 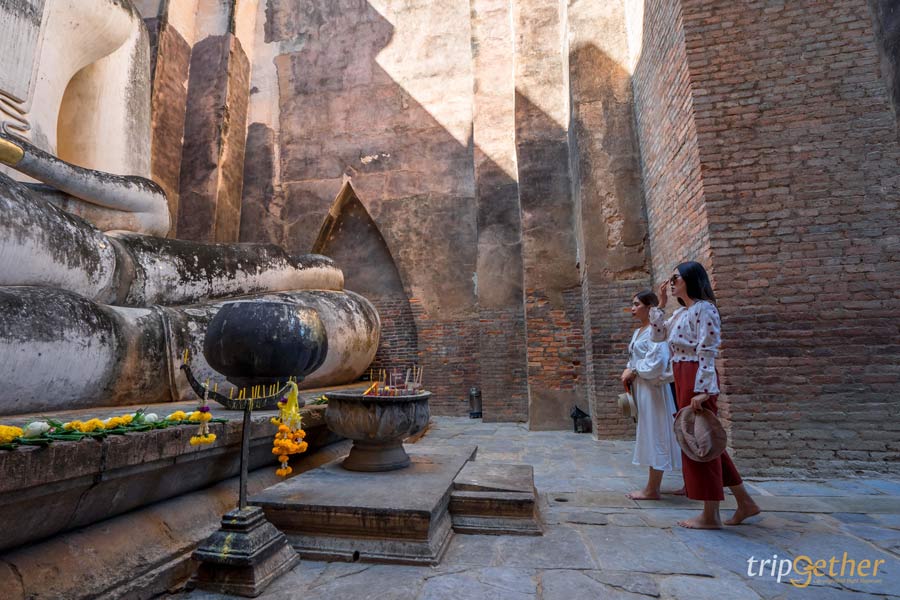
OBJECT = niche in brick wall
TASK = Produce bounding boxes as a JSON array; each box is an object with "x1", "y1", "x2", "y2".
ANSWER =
[{"x1": 313, "y1": 182, "x2": 418, "y2": 376}]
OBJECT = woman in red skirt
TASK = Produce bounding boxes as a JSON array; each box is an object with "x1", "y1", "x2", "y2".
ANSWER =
[{"x1": 650, "y1": 261, "x2": 760, "y2": 529}]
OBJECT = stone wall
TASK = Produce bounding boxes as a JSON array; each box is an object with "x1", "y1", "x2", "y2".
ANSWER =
[
  {"x1": 226, "y1": 0, "x2": 678, "y2": 430},
  {"x1": 470, "y1": 0, "x2": 530, "y2": 423},
  {"x1": 514, "y1": 0, "x2": 586, "y2": 429},
  {"x1": 569, "y1": 0, "x2": 652, "y2": 438},
  {"x1": 148, "y1": 0, "x2": 900, "y2": 468},
  {"x1": 147, "y1": 18, "x2": 190, "y2": 234},
  {"x1": 242, "y1": 0, "x2": 481, "y2": 413}
]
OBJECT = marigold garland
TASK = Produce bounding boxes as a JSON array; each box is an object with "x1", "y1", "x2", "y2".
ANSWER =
[
  {"x1": 1, "y1": 407, "x2": 222, "y2": 450},
  {"x1": 0, "y1": 425, "x2": 23, "y2": 445},
  {"x1": 270, "y1": 382, "x2": 308, "y2": 477},
  {"x1": 189, "y1": 386, "x2": 216, "y2": 445}
]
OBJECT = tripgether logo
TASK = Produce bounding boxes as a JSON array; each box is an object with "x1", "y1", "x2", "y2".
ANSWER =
[{"x1": 747, "y1": 553, "x2": 886, "y2": 588}]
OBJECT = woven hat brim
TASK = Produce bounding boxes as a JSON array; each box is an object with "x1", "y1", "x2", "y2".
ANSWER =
[
  {"x1": 618, "y1": 392, "x2": 637, "y2": 420},
  {"x1": 674, "y1": 407, "x2": 727, "y2": 462}
]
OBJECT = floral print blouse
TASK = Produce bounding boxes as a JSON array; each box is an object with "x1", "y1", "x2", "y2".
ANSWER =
[{"x1": 649, "y1": 300, "x2": 721, "y2": 395}]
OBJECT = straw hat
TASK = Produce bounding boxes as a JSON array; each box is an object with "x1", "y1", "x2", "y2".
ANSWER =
[
  {"x1": 617, "y1": 391, "x2": 638, "y2": 422},
  {"x1": 674, "y1": 407, "x2": 727, "y2": 462}
]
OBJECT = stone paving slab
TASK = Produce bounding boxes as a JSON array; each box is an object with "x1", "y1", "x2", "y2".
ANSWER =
[
  {"x1": 582, "y1": 525, "x2": 715, "y2": 576},
  {"x1": 173, "y1": 417, "x2": 900, "y2": 600},
  {"x1": 540, "y1": 569, "x2": 652, "y2": 600},
  {"x1": 419, "y1": 567, "x2": 537, "y2": 600}
]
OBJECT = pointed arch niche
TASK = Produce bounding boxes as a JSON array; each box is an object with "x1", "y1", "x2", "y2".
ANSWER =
[{"x1": 312, "y1": 182, "x2": 418, "y2": 375}]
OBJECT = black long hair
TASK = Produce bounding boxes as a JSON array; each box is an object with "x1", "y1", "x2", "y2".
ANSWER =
[
  {"x1": 634, "y1": 290, "x2": 659, "y2": 307},
  {"x1": 675, "y1": 261, "x2": 716, "y2": 306}
]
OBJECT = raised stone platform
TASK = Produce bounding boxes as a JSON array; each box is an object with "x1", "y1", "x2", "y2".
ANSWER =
[
  {"x1": 450, "y1": 462, "x2": 542, "y2": 536},
  {"x1": 0, "y1": 384, "x2": 363, "y2": 552},
  {"x1": 250, "y1": 446, "x2": 476, "y2": 565}
]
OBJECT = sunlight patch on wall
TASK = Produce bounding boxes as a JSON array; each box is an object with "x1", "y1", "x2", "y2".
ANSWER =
[
  {"x1": 624, "y1": 0, "x2": 645, "y2": 73},
  {"x1": 368, "y1": 0, "x2": 474, "y2": 147}
]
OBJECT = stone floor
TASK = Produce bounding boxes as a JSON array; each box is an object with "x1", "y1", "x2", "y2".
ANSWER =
[{"x1": 177, "y1": 417, "x2": 900, "y2": 600}]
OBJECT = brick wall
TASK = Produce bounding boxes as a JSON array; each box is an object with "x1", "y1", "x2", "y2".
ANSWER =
[
  {"x1": 522, "y1": 287, "x2": 587, "y2": 428},
  {"x1": 584, "y1": 280, "x2": 653, "y2": 439},
  {"x1": 631, "y1": 0, "x2": 710, "y2": 284},
  {"x1": 679, "y1": 0, "x2": 900, "y2": 476},
  {"x1": 567, "y1": 1, "x2": 653, "y2": 439},
  {"x1": 631, "y1": 0, "x2": 900, "y2": 475},
  {"x1": 366, "y1": 295, "x2": 419, "y2": 378},
  {"x1": 523, "y1": 288, "x2": 586, "y2": 392},
  {"x1": 411, "y1": 301, "x2": 481, "y2": 417},
  {"x1": 478, "y1": 308, "x2": 529, "y2": 423}
]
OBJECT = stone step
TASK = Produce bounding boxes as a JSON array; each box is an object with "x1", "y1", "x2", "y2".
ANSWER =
[{"x1": 449, "y1": 462, "x2": 542, "y2": 536}]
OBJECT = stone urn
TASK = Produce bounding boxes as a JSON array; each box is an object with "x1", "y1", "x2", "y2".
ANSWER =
[
  {"x1": 324, "y1": 391, "x2": 431, "y2": 471},
  {"x1": 201, "y1": 300, "x2": 328, "y2": 408},
  {"x1": 204, "y1": 301, "x2": 328, "y2": 387}
]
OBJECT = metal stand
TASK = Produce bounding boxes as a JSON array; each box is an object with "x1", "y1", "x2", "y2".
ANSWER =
[
  {"x1": 189, "y1": 396, "x2": 299, "y2": 597},
  {"x1": 239, "y1": 402, "x2": 252, "y2": 509}
]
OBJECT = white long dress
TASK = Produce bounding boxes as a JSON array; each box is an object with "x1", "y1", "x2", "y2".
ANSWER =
[{"x1": 627, "y1": 327, "x2": 682, "y2": 471}]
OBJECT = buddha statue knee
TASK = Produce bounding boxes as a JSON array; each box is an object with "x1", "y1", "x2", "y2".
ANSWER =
[{"x1": 0, "y1": 1, "x2": 380, "y2": 415}]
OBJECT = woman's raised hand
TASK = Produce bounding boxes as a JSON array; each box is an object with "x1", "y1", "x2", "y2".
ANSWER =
[{"x1": 658, "y1": 280, "x2": 668, "y2": 309}]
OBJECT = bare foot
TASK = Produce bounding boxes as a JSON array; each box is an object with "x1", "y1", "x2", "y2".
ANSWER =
[
  {"x1": 725, "y1": 502, "x2": 761, "y2": 525},
  {"x1": 667, "y1": 486, "x2": 686, "y2": 496},
  {"x1": 627, "y1": 490, "x2": 661, "y2": 500},
  {"x1": 677, "y1": 515, "x2": 722, "y2": 529}
]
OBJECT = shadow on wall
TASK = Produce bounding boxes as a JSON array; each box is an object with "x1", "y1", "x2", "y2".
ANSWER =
[
  {"x1": 312, "y1": 181, "x2": 419, "y2": 375},
  {"x1": 238, "y1": 0, "x2": 647, "y2": 429}
]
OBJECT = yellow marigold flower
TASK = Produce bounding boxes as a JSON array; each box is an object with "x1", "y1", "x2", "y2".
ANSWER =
[
  {"x1": 275, "y1": 466, "x2": 292, "y2": 477},
  {"x1": 167, "y1": 410, "x2": 187, "y2": 421},
  {"x1": 278, "y1": 424, "x2": 290, "y2": 434},
  {"x1": 200, "y1": 412, "x2": 212, "y2": 423},
  {"x1": 297, "y1": 441, "x2": 308, "y2": 453},
  {"x1": 190, "y1": 433, "x2": 216, "y2": 446},
  {"x1": 63, "y1": 421, "x2": 83, "y2": 431},
  {"x1": 82, "y1": 418, "x2": 106, "y2": 432},
  {"x1": 189, "y1": 411, "x2": 202, "y2": 422},
  {"x1": 121, "y1": 414, "x2": 133, "y2": 424},
  {"x1": 0, "y1": 425, "x2": 24, "y2": 444}
]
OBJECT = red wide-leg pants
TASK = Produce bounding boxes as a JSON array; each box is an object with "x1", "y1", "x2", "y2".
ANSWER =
[{"x1": 673, "y1": 361, "x2": 742, "y2": 501}]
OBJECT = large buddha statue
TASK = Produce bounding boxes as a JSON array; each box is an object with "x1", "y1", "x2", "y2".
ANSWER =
[{"x1": 0, "y1": 0, "x2": 379, "y2": 415}]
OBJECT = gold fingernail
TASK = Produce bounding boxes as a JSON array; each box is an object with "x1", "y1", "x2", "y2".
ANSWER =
[{"x1": 0, "y1": 137, "x2": 24, "y2": 166}]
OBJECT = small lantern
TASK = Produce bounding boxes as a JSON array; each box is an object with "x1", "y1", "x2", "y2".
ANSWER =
[
  {"x1": 468, "y1": 387, "x2": 482, "y2": 419},
  {"x1": 570, "y1": 405, "x2": 591, "y2": 433}
]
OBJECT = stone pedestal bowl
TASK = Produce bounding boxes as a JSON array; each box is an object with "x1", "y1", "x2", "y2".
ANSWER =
[{"x1": 324, "y1": 391, "x2": 431, "y2": 471}]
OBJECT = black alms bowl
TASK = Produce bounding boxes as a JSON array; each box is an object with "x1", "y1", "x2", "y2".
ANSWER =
[{"x1": 203, "y1": 301, "x2": 328, "y2": 388}]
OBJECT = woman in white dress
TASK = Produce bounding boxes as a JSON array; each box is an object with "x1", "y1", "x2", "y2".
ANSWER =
[{"x1": 622, "y1": 290, "x2": 682, "y2": 500}]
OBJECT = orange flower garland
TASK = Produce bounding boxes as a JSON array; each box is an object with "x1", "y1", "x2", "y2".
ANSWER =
[{"x1": 270, "y1": 382, "x2": 308, "y2": 477}]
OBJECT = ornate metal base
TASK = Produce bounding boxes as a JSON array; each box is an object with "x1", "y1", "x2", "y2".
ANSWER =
[
  {"x1": 342, "y1": 440, "x2": 411, "y2": 471},
  {"x1": 189, "y1": 506, "x2": 299, "y2": 597}
]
